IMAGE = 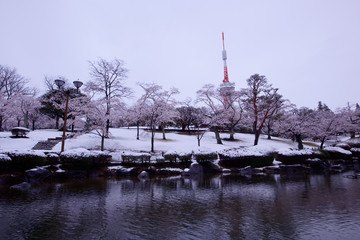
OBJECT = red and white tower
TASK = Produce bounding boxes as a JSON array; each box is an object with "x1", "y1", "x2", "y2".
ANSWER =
[
  {"x1": 222, "y1": 32, "x2": 229, "y2": 83},
  {"x1": 220, "y1": 32, "x2": 235, "y2": 104}
]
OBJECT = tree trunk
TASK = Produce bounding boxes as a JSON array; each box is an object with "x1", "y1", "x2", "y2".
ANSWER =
[
  {"x1": 267, "y1": 127, "x2": 271, "y2": 140},
  {"x1": 32, "y1": 120, "x2": 36, "y2": 131},
  {"x1": 162, "y1": 123, "x2": 166, "y2": 140},
  {"x1": 0, "y1": 116, "x2": 3, "y2": 131},
  {"x1": 101, "y1": 135, "x2": 105, "y2": 151},
  {"x1": 214, "y1": 127, "x2": 222, "y2": 144},
  {"x1": 254, "y1": 130, "x2": 260, "y2": 146},
  {"x1": 136, "y1": 121, "x2": 140, "y2": 140},
  {"x1": 24, "y1": 111, "x2": 29, "y2": 129},
  {"x1": 295, "y1": 134, "x2": 303, "y2": 150},
  {"x1": 17, "y1": 119, "x2": 21, "y2": 127},
  {"x1": 105, "y1": 118, "x2": 110, "y2": 138},
  {"x1": 197, "y1": 137, "x2": 201, "y2": 147},
  {"x1": 350, "y1": 131, "x2": 356, "y2": 138},
  {"x1": 56, "y1": 116, "x2": 59, "y2": 130},
  {"x1": 229, "y1": 126, "x2": 235, "y2": 141},
  {"x1": 151, "y1": 128, "x2": 155, "y2": 152},
  {"x1": 320, "y1": 137, "x2": 326, "y2": 150}
]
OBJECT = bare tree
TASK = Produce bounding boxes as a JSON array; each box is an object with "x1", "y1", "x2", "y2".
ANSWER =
[{"x1": 86, "y1": 58, "x2": 131, "y2": 137}]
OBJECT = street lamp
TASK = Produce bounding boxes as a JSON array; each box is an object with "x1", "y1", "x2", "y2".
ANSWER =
[
  {"x1": 55, "y1": 79, "x2": 83, "y2": 152},
  {"x1": 73, "y1": 80, "x2": 83, "y2": 93},
  {"x1": 54, "y1": 79, "x2": 65, "y2": 89}
]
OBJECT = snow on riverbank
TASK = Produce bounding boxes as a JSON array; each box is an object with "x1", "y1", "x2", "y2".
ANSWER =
[{"x1": 1, "y1": 127, "x2": 318, "y2": 154}]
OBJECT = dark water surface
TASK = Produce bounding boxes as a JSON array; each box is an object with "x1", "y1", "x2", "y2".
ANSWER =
[{"x1": 1, "y1": 173, "x2": 360, "y2": 240}]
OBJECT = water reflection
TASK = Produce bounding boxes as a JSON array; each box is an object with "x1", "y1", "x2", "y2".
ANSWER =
[{"x1": 1, "y1": 173, "x2": 360, "y2": 239}]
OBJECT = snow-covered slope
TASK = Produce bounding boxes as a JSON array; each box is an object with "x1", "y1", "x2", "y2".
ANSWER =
[{"x1": 0, "y1": 127, "x2": 317, "y2": 153}]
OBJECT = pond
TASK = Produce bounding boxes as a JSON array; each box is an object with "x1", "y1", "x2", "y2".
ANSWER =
[{"x1": 1, "y1": 172, "x2": 360, "y2": 240}]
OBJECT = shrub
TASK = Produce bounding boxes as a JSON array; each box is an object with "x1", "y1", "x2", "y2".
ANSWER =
[
  {"x1": 46, "y1": 153, "x2": 60, "y2": 165},
  {"x1": 7, "y1": 150, "x2": 47, "y2": 171},
  {"x1": 193, "y1": 151, "x2": 218, "y2": 162},
  {"x1": 321, "y1": 147, "x2": 352, "y2": 160},
  {"x1": 346, "y1": 138, "x2": 360, "y2": 148},
  {"x1": 121, "y1": 151, "x2": 151, "y2": 163},
  {"x1": 178, "y1": 152, "x2": 192, "y2": 162},
  {"x1": 275, "y1": 149, "x2": 323, "y2": 165},
  {"x1": 350, "y1": 148, "x2": 360, "y2": 158},
  {"x1": 91, "y1": 151, "x2": 112, "y2": 166},
  {"x1": 0, "y1": 153, "x2": 12, "y2": 172},
  {"x1": 60, "y1": 148, "x2": 112, "y2": 170},
  {"x1": 219, "y1": 147, "x2": 274, "y2": 168},
  {"x1": 163, "y1": 151, "x2": 179, "y2": 162}
]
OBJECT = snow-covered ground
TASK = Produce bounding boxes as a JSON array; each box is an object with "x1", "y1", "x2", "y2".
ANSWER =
[
  {"x1": 0, "y1": 127, "x2": 319, "y2": 154},
  {"x1": 0, "y1": 129, "x2": 62, "y2": 151}
]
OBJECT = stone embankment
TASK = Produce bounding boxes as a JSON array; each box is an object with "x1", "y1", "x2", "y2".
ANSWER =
[{"x1": 1, "y1": 141, "x2": 360, "y2": 190}]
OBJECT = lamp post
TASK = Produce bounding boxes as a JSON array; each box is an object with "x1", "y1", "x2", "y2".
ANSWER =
[
  {"x1": 73, "y1": 80, "x2": 83, "y2": 93},
  {"x1": 54, "y1": 79, "x2": 83, "y2": 152}
]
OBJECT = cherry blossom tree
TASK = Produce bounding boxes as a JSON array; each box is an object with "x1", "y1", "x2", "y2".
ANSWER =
[
  {"x1": 337, "y1": 103, "x2": 360, "y2": 138},
  {"x1": 6, "y1": 93, "x2": 40, "y2": 129},
  {"x1": 0, "y1": 65, "x2": 28, "y2": 131},
  {"x1": 196, "y1": 84, "x2": 244, "y2": 144},
  {"x1": 278, "y1": 106, "x2": 315, "y2": 149},
  {"x1": 86, "y1": 58, "x2": 131, "y2": 137},
  {"x1": 313, "y1": 104, "x2": 341, "y2": 149},
  {"x1": 138, "y1": 83, "x2": 179, "y2": 152},
  {"x1": 196, "y1": 84, "x2": 227, "y2": 144}
]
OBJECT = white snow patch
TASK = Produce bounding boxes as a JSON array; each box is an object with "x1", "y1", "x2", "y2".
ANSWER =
[
  {"x1": 6, "y1": 150, "x2": 46, "y2": 158},
  {"x1": 324, "y1": 146, "x2": 352, "y2": 155},
  {"x1": 277, "y1": 148, "x2": 314, "y2": 156},
  {"x1": 161, "y1": 167, "x2": 183, "y2": 172},
  {"x1": 61, "y1": 148, "x2": 92, "y2": 158},
  {"x1": 0, "y1": 153, "x2": 11, "y2": 162},
  {"x1": 220, "y1": 146, "x2": 274, "y2": 157},
  {"x1": 350, "y1": 148, "x2": 360, "y2": 152}
]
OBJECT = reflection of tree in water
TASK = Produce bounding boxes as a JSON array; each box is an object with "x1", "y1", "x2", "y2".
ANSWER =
[{"x1": 15, "y1": 179, "x2": 109, "y2": 240}]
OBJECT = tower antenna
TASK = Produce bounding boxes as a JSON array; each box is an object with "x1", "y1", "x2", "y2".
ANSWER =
[
  {"x1": 222, "y1": 32, "x2": 229, "y2": 83},
  {"x1": 220, "y1": 32, "x2": 235, "y2": 104}
]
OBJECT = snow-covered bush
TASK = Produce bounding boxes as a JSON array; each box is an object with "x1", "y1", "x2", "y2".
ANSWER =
[
  {"x1": 7, "y1": 150, "x2": 47, "y2": 170},
  {"x1": 346, "y1": 138, "x2": 360, "y2": 148},
  {"x1": 121, "y1": 151, "x2": 151, "y2": 163},
  {"x1": 0, "y1": 153, "x2": 12, "y2": 172},
  {"x1": 60, "y1": 148, "x2": 111, "y2": 170},
  {"x1": 0, "y1": 153, "x2": 11, "y2": 162},
  {"x1": 350, "y1": 148, "x2": 360, "y2": 158},
  {"x1": 90, "y1": 151, "x2": 112, "y2": 166},
  {"x1": 334, "y1": 142, "x2": 351, "y2": 150},
  {"x1": 219, "y1": 147, "x2": 274, "y2": 168},
  {"x1": 275, "y1": 148, "x2": 322, "y2": 165},
  {"x1": 193, "y1": 150, "x2": 218, "y2": 162},
  {"x1": 178, "y1": 152, "x2": 192, "y2": 162},
  {"x1": 46, "y1": 153, "x2": 60, "y2": 165},
  {"x1": 321, "y1": 147, "x2": 352, "y2": 160},
  {"x1": 163, "y1": 151, "x2": 179, "y2": 162}
]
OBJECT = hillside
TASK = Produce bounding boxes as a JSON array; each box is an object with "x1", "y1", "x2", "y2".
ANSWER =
[{"x1": 0, "y1": 127, "x2": 320, "y2": 154}]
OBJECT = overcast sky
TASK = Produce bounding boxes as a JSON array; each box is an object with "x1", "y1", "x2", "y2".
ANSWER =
[{"x1": 1, "y1": 0, "x2": 359, "y2": 110}]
